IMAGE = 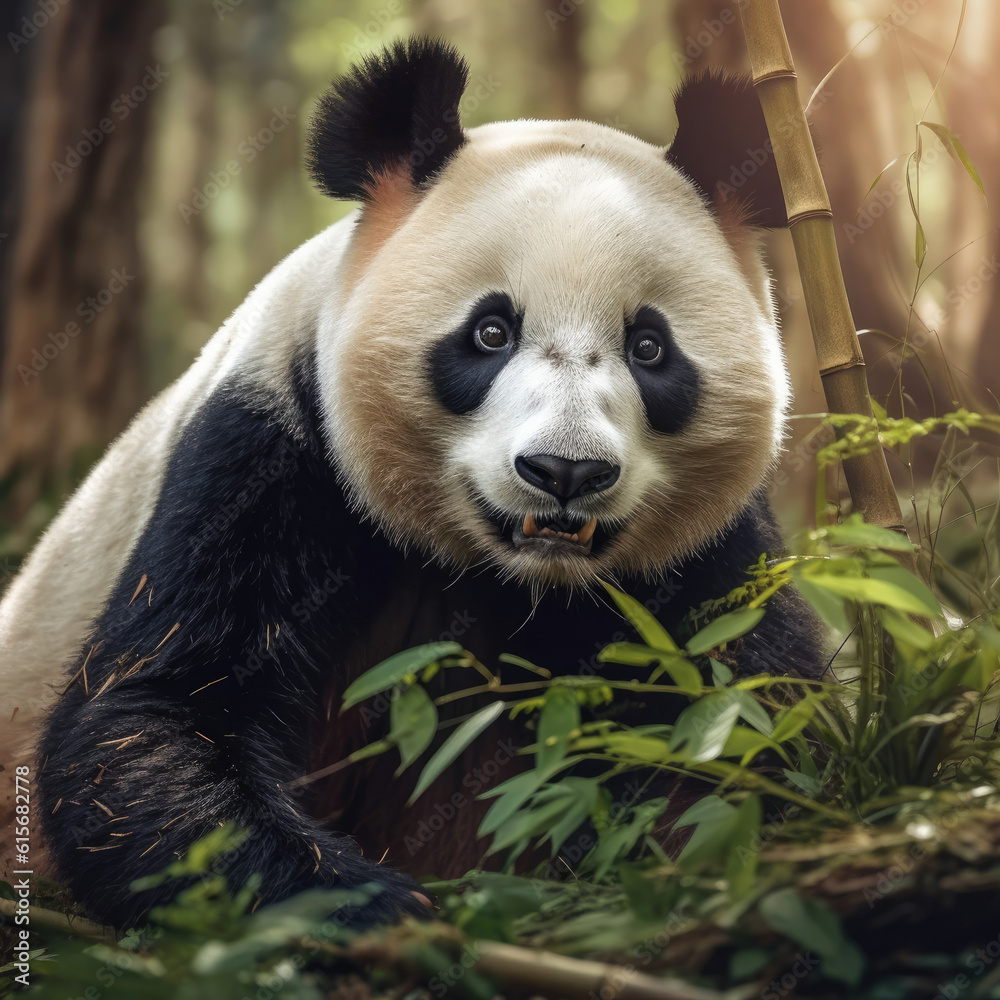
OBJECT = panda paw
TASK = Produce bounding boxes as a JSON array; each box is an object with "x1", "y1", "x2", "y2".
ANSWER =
[{"x1": 327, "y1": 859, "x2": 436, "y2": 928}]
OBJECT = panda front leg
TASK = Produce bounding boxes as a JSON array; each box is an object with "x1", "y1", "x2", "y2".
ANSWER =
[
  {"x1": 34, "y1": 383, "x2": 431, "y2": 928},
  {"x1": 37, "y1": 650, "x2": 430, "y2": 928}
]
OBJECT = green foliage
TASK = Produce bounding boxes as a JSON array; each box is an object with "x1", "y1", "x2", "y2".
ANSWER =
[{"x1": 19, "y1": 828, "x2": 387, "y2": 999}]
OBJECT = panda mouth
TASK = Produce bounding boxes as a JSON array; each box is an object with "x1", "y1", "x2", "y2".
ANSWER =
[{"x1": 511, "y1": 512, "x2": 599, "y2": 555}]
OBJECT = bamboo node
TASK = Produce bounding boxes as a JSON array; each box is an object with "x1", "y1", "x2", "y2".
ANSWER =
[
  {"x1": 819, "y1": 358, "x2": 867, "y2": 376},
  {"x1": 787, "y1": 209, "x2": 834, "y2": 225},
  {"x1": 752, "y1": 69, "x2": 797, "y2": 85}
]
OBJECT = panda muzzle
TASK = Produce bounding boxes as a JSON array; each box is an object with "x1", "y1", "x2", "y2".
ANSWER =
[{"x1": 519, "y1": 513, "x2": 598, "y2": 548}]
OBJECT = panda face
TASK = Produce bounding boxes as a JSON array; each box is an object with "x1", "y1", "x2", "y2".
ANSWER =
[{"x1": 319, "y1": 118, "x2": 788, "y2": 590}]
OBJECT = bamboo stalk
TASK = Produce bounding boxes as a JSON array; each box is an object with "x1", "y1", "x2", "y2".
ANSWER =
[
  {"x1": 473, "y1": 941, "x2": 724, "y2": 1000},
  {"x1": 738, "y1": 0, "x2": 908, "y2": 535},
  {"x1": 0, "y1": 898, "x2": 115, "y2": 942}
]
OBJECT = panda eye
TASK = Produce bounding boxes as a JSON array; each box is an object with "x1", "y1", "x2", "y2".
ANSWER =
[
  {"x1": 628, "y1": 331, "x2": 664, "y2": 366},
  {"x1": 473, "y1": 316, "x2": 512, "y2": 352}
]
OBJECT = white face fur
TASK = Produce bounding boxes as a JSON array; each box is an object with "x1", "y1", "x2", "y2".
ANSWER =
[{"x1": 319, "y1": 118, "x2": 789, "y2": 591}]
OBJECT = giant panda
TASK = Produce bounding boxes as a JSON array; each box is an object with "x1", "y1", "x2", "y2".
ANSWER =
[{"x1": 0, "y1": 38, "x2": 822, "y2": 927}]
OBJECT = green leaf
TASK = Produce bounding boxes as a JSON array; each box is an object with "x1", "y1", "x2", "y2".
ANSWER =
[
  {"x1": 674, "y1": 794, "x2": 735, "y2": 830},
  {"x1": 866, "y1": 564, "x2": 941, "y2": 617},
  {"x1": 726, "y1": 794, "x2": 762, "y2": 900},
  {"x1": 771, "y1": 696, "x2": 819, "y2": 743},
  {"x1": 585, "y1": 798, "x2": 670, "y2": 879},
  {"x1": 598, "y1": 642, "x2": 703, "y2": 694},
  {"x1": 676, "y1": 798, "x2": 738, "y2": 867},
  {"x1": 720, "y1": 724, "x2": 782, "y2": 765},
  {"x1": 536, "y1": 687, "x2": 580, "y2": 772},
  {"x1": 342, "y1": 642, "x2": 461, "y2": 709},
  {"x1": 820, "y1": 517, "x2": 915, "y2": 552},
  {"x1": 544, "y1": 779, "x2": 600, "y2": 856},
  {"x1": 759, "y1": 889, "x2": 865, "y2": 986},
  {"x1": 734, "y1": 690, "x2": 773, "y2": 736},
  {"x1": 877, "y1": 608, "x2": 935, "y2": 651},
  {"x1": 604, "y1": 732, "x2": 673, "y2": 762},
  {"x1": 670, "y1": 690, "x2": 742, "y2": 763},
  {"x1": 498, "y1": 653, "x2": 551, "y2": 677},
  {"x1": 905, "y1": 152, "x2": 927, "y2": 267},
  {"x1": 920, "y1": 120, "x2": 986, "y2": 198},
  {"x1": 782, "y1": 768, "x2": 823, "y2": 797},
  {"x1": 599, "y1": 582, "x2": 679, "y2": 652},
  {"x1": 711, "y1": 658, "x2": 734, "y2": 686},
  {"x1": 408, "y1": 700, "x2": 505, "y2": 804},
  {"x1": 685, "y1": 607, "x2": 766, "y2": 656},
  {"x1": 487, "y1": 791, "x2": 578, "y2": 854},
  {"x1": 864, "y1": 155, "x2": 904, "y2": 197},
  {"x1": 479, "y1": 770, "x2": 544, "y2": 836},
  {"x1": 794, "y1": 576, "x2": 852, "y2": 633},
  {"x1": 802, "y1": 572, "x2": 938, "y2": 617},
  {"x1": 390, "y1": 684, "x2": 438, "y2": 775}
]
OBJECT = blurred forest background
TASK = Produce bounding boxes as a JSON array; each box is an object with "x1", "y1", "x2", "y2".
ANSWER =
[{"x1": 0, "y1": 0, "x2": 997, "y2": 580}]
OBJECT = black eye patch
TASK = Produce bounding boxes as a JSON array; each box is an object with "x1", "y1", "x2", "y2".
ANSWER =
[
  {"x1": 430, "y1": 292, "x2": 521, "y2": 415},
  {"x1": 625, "y1": 306, "x2": 700, "y2": 434}
]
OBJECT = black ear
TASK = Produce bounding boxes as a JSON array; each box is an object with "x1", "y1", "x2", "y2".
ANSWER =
[
  {"x1": 307, "y1": 37, "x2": 469, "y2": 201},
  {"x1": 666, "y1": 72, "x2": 788, "y2": 229}
]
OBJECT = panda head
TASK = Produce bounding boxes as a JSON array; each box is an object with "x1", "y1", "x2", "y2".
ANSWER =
[{"x1": 309, "y1": 38, "x2": 790, "y2": 592}]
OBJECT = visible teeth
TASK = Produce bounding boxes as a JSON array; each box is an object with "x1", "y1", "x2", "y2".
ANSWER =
[{"x1": 522, "y1": 515, "x2": 598, "y2": 546}]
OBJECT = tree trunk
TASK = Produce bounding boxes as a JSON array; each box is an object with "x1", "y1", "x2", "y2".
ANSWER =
[{"x1": 0, "y1": 0, "x2": 165, "y2": 522}]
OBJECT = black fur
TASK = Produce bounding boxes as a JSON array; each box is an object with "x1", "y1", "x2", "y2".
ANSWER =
[
  {"x1": 666, "y1": 72, "x2": 788, "y2": 229},
  {"x1": 38, "y1": 360, "x2": 822, "y2": 928},
  {"x1": 429, "y1": 291, "x2": 521, "y2": 415},
  {"x1": 307, "y1": 37, "x2": 469, "y2": 200},
  {"x1": 38, "y1": 361, "x2": 427, "y2": 928},
  {"x1": 625, "y1": 306, "x2": 700, "y2": 434}
]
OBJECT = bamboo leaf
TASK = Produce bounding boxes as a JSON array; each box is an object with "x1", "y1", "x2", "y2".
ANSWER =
[
  {"x1": 905, "y1": 152, "x2": 927, "y2": 268},
  {"x1": 408, "y1": 701, "x2": 505, "y2": 804},
  {"x1": 599, "y1": 582, "x2": 679, "y2": 652},
  {"x1": 920, "y1": 120, "x2": 986, "y2": 199},
  {"x1": 771, "y1": 696, "x2": 819, "y2": 744},
  {"x1": 802, "y1": 572, "x2": 938, "y2": 617},
  {"x1": 726, "y1": 794, "x2": 762, "y2": 900},
  {"x1": 536, "y1": 687, "x2": 580, "y2": 773},
  {"x1": 685, "y1": 607, "x2": 766, "y2": 657},
  {"x1": 390, "y1": 684, "x2": 438, "y2": 775},
  {"x1": 794, "y1": 576, "x2": 852, "y2": 633},
  {"x1": 759, "y1": 890, "x2": 865, "y2": 986},
  {"x1": 342, "y1": 642, "x2": 461, "y2": 709},
  {"x1": 819, "y1": 517, "x2": 915, "y2": 552},
  {"x1": 670, "y1": 691, "x2": 742, "y2": 763}
]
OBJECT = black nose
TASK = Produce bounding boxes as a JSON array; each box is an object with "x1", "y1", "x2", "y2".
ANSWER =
[{"x1": 514, "y1": 454, "x2": 620, "y2": 502}]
